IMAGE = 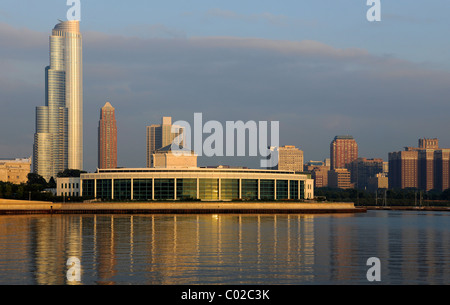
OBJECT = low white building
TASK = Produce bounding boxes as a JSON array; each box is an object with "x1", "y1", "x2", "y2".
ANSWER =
[{"x1": 57, "y1": 177, "x2": 81, "y2": 197}]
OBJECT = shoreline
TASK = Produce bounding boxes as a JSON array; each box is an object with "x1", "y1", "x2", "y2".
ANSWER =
[
  {"x1": 0, "y1": 199, "x2": 365, "y2": 215},
  {"x1": 365, "y1": 206, "x2": 450, "y2": 212}
]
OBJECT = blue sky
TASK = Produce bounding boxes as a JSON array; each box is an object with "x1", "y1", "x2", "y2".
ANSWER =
[{"x1": 0, "y1": 1, "x2": 449, "y2": 171}]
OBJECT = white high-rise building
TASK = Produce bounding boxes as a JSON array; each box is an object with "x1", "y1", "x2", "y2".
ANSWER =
[{"x1": 33, "y1": 20, "x2": 83, "y2": 181}]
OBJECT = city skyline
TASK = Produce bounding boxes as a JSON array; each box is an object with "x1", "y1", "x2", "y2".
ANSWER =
[{"x1": 1, "y1": 2, "x2": 450, "y2": 172}]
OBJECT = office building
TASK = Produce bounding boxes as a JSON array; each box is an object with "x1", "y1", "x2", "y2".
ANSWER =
[
  {"x1": 330, "y1": 135, "x2": 358, "y2": 171},
  {"x1": 368, "y1": 173, "x2": 389, "y2": 192},
  {"x1": 328, "y1": 168, "x2": 353, "y2": 189},
  {"x1": 98, "y1": 102, "x2": 117, "y2": 169},
  {"x1": 146, "y1": 117, "x2": 184, "y2": 168},
  {"x1": 310, "y1": 166, "x2": 330, "y2": 188},
  {"x1": 351, "y1": 158, "x2": 384, "y2": 190},
  {"x1": 33, "y1": 20, "x2": 83, "y2": 181},
  {"x1": 272, "y1": 145, "x2": 304, "y2": 172},
  {"x1": 388, "y1": 138, "x2": 450, "y2": 191},
  {"x1": 0, "y1": 158, "x2": 32, "y2": 184},
  {"x1": 304, "y1": 160, "x2": 330, "y2": 188},
  {"x1": 80, "y1": 168, "x2": 314, "y2": 201}
]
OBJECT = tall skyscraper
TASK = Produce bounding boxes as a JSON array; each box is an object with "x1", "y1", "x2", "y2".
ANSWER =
[
  {"x1": 146, "y1": 117, "x2": 184, "y2": 168},
  {"x1": 330, "y1": 135, "x2": 359, "y2": 171},
  {"x1": 98, "y1": 102, "x2": 117, "y2": 169},
  {"x1": 33, "y1": 20, "x2": 83, "y2": 181}
]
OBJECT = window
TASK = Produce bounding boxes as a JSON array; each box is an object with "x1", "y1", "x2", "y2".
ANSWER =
[
  {"x1": 177, "y1": 179, "x2": 197, "y2": 200},
  {"x1": 276, "y1": 180, "x2": 289, "y2": 200},
  {"x1": 133, "y1": 179, "x2": 152, "y2": 201},
  {"x1": 221, "y1": 179, "x2": 239, "y2": 200},
  {"x1": 114, "y1": 179, "x2": 131, "y2": 200},
  {"x1": 97, "y1": 179, "x2": 112, "y2": 200},
  {"x1": 242, "y1": 179, "x2": 258, "y2": 200},
  {"x1": 199, "y1": 179, "x2": 219, "y2": 200},
  {"x1": 260, "y1": 180, "x2": 275, "y2": 200},
  {"x1": 154, "y1": 179, "x2": 175, "y2": 200}
]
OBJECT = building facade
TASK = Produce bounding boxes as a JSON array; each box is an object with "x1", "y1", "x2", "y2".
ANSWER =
[
  {"x1": 33, "y1": 20, "x2": 83, "y2": 181},
  {"x1": 80, "y1": 168, "x2": 314, "y2": 201},
  {"x1": 98, "y1": 102, "x2": 117, "y2": 169},
  {"x1": 328, "y1": 168, "x2": 353, "y2": 189},
  {"x1": 330, "y1": 135, "x2": 358, "y2": 171},
  {"x1": 388, "y1": 138, "x2": 450, "y2": 191},
  {"x1": 351, "y1": 158, "x2": 384, "y2": 190},
  {"x1": 0, "y1": 158, "x2": 31, "y2": 184},
  {"x1": 146, "y1": 117, "x2": 184, "y2": 168},
  {"x1": 152, "y1": 145, "x2": 198, "y2": 168},
  {"x1": 275, "y1": 145, "x2": 304, "y2": 172},
  {"x1": 57, "y1": 177, "x2": 81, "y2": 197}
]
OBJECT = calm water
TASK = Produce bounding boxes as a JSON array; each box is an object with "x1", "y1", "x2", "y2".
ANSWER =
[{"x1": 0, "y1": 211, "x2": 448, "y2": 285}]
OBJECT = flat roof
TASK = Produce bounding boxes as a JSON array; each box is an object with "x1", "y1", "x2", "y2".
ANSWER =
[{"x1": 94, "y1": 167, "x2": 307, "y2": 175}]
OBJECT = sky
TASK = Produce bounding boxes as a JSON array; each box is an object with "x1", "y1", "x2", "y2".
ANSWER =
[{"x1": 0, "y1": 0, "x2": 449, "y2": 172}]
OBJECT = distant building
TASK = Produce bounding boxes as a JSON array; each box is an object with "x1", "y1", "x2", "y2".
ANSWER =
[
  {"x1": 328, "y1": 168, "x2": 353, "y2": 189},
  {"x1": 273, "y1": 145, "x2": 304, "y2": 172},
  {"x1": 310, "y1": 166, "x2": 330, "y2": 188},
  {"x1": 146, "y1": 117, "x2": 184, "y2": 168},
  {"x1": 0, "y1": 158, "x2": 31, "y2": 184},
  {"x1": 368, "y1": 173, "x2": 389, "y2": 192},
  {"x1": 351, "y1": 158, "x2": 384, "y2": 190},
  {"x1": 304, "y1": 160, "x2": 330, "y2": 188},
  {"x1": 98, "y1": 102, "x2": 117, "y2": 169},
  {"x1": 330, "y1": 135, "x2": 358, "y2": 171},
  {"x1": 152, "y1": 145, "x2": 198, "y2": 169},
  {"x1": 388, "y1": 138, "x2": 450, "y2": 191}
]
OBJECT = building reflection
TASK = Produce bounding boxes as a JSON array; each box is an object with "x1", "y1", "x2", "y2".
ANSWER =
[
  {"x1": 1, "y1": 211, "x2": 446, "y2": 284},
  {"x1": 19, "y1": 214, "x2": 316, "y2": 284}
]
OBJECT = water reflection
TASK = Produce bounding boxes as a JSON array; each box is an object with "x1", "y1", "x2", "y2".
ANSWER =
[{"x1": 0, "y1": 212, "x2": 448, "y2": 285}]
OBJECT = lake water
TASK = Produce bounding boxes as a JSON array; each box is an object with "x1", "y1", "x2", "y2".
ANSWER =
[{"x1": 0, "y1": 211, "x2": 448, "y2": 285}]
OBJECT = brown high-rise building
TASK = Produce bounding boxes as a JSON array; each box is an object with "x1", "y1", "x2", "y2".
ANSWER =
[
  {"x1": 98, "y1": 102, "x2": 117, "y2": 169},
  {"x1": 330, "y1": 135, "x2": 358, "y2": 177},
  {"x1": 388, "y1": 138, "x2": 450, "y2": 191}
]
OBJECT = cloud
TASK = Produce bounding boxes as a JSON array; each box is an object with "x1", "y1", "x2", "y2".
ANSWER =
[{"x1": 1, "y1": 23, "x2": 450, "y2": 170}]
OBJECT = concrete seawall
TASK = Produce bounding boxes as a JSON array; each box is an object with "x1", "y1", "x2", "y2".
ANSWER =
[{"x1": 0, "y1": 199, "x2": 365, "y2": 215}]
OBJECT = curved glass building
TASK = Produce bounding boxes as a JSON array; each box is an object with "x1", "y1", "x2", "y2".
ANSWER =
[
  {"x1": 33, "y1": 20, "x2": 83, "y2": 181},
  {"x1": 80, "y1": 168, "x2": 314, "y2": 201}
]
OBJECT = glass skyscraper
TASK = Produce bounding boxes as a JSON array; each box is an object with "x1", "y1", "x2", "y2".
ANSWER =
[{"x1": 33, "y1": 20, "x2": 83, "y2": 181}]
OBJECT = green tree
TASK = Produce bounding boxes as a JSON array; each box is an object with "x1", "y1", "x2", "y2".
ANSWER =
[{"x1": 27, "y1": 173, "x2": 47, "y2": 186}]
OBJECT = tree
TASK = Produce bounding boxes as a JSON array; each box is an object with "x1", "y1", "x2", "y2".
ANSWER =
[
  {"x1": 57, "y1": 169, "x2": 87, "y2": 178},
  {"x1": 48, "y1": 177, "x2": 57, "y2": 189},
  {"x1": 27, "y1": 173, "x2": 47, "y2": 186}
]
